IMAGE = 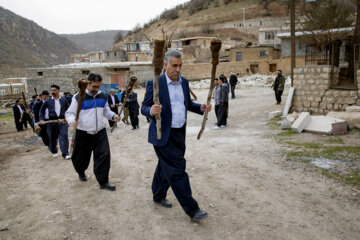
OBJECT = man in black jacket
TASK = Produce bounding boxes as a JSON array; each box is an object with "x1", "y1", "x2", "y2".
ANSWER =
[
  {"x1": 229, "y1": 72, "x2": 238, "y2": 99},
  {"x1": 13, "y1": 98, "x2": 23, "y2": 132},
  {"x1": 126, "y1": 89, "x2": 140, "y2": 130},
  {"x1": 106, "y1": 89, "x2": 120, "y2": 128},
  {"x1": 39, "y1": 85, "x2": 70, "y2": 159}
]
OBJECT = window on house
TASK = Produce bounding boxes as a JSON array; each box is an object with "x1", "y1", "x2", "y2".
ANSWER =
[
  {"x1": 0, "y1": 89, "x2": 5, "y2": 96},
  {"x1": 236, "y1": 51, "x2": 242, "y2": 61},
  {"x1": 265, "y1": 32, "x2": 275, "y2": 40},
  {"x1": 82, "y1": 70, "x2": 90, "y2": 75},
  {"x1": 260, "y1": 21, "x2": 262, "y2": 26},
  {"x1": 13, "y1": 88, "x2": 19, "y2": 94},
  {"x1": 259, "y1": 50, "x2": 269, "y2": 57},
  {"x1": 37, "y1": 72, "x2": 43, "y2": 76},
  {"x1": 114, "y1": 52, "x2": 117, "y2": 56},
  {"x1": 269, "y1": 64, "x2": 277, "y2": 72}
]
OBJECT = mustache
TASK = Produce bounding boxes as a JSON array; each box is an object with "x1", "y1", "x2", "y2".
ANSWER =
[
  {"x1": 51, "y1": 92, "x2": 56, "y2": 96},
  {"x1": 171, "y1": 71, "x2": 180, "y2": 77}
]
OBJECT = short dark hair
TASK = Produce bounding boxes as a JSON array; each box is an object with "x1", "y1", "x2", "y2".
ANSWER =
[
  {"x1": 88, "y1": 73, "x2": 102, "y2": 82},
  {"x1": 51, "y1": 84, "x2": 60, "y2": 90},
  {"x1": 42, "y1": 90, "x2": 49, "y2": 95},
  {"x1": 15, "y1": 98, "x2": 21, "y2": 103},
  {"x1": 32, "y1": 95, "x2": 38, "y2": 99},
  {"x1": 278, "y1": 69, "x2": 282, "y2": 74}
]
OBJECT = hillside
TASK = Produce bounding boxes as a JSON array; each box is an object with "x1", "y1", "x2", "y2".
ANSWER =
[
  {"x1": 116, "y1": 0, "x2": 286, "y2": 47},
  {"x1": 0, "y1": 6, "x2": 82, "y2": 68},
  {"x1": 116, "y1": 0, "x2": 356, "y2": 48},
  {"x1": 62, "y1": 30, "x2": 128, "y2": 52}
]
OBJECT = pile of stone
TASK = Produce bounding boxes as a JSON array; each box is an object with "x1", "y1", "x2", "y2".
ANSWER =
[
  {"x1": 189, "y1": 75, "x2": 291, "y2": 89},
  {"x1": 269, "y1": 109, "x2": 349, "y2": 135}
]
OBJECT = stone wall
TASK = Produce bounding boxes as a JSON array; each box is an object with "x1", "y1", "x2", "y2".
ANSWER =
[{"x1": 291, "y1": 66, "x2": 360, "y2": 114}]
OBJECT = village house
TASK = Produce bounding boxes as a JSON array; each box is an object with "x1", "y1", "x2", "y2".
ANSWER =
[
  {"x1": 228, "y1": 46, "x2": 280, "y2": 74},
  {"x1": 170, "y1": 37, "x2": 215, "y2": 63},
  {"x1": 121, "y1": 41, "x2": 152, "y2": 62},
  {"x1": 25, "y1": 62, "x2": 153, "y2": 96}
]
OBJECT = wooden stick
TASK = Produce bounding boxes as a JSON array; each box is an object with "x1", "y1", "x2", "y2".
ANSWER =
[
  {"x1": 189, "y1": 87, "x2": 197, "y2": 100},
  {"x1": 197, "y1": 39, "x2": 222, "y2": 140},
  {"x1": 34, "y1": 88, "x2": 38, "y2": 96},
  {"x1": 152, "y1": 39, "x2": 165, "y2": 140},
  {"x1": 111, "y1": 75, "x2": 137, "y2": 132},
  {"x1": 70, "y1": 79, "x2": 89, "y2": 153},
  {"x1": 34, "y1": 119, "x2": 67, "y2": 133}
]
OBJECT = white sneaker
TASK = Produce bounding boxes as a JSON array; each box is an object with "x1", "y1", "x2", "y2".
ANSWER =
[
  {"x1": 213, "y1": 126, "x2": 221, "y2": 130},
  {"x1": 52, "y1": 153, "x2": 59, "y2": 158},
  {"x1": 64, "y1": 155, "x2": 71, "y2": 160},
  {"x1": 220, "y1": 125, "x2": 227, "y2": 128}
]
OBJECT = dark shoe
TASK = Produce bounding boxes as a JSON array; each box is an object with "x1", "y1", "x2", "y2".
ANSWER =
[
  {"x1": 78, "y1": 174, "x2": 87, "y2": 182},
  {"x1": 154, "y1": 199, "x2": 172, "y2": 208},
  {"x1": 100, "y1": 182, "x2": 116, "y2": 191},
  {"x1": 191, "y1": 209, "x2": 208, "y2": 222}
]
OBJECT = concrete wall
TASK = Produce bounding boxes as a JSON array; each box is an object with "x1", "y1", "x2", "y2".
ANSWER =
[
  {"x1": 181, "y1": 61, "x2": 277, "y2": 80},
  {"x1": 291, "y1": 66, "x2": 360, "y2": 114}
]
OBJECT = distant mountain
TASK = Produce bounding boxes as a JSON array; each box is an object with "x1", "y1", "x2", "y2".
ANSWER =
[
  {"x1": 0, "y1": 6, "x2": 83, "y2": 68},
  {"x1": 62, "y1": 30, "x2": 128, "y2": 52}
]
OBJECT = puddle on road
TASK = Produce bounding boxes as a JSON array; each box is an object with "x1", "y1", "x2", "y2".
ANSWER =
[{"x1": 310, "y1": 158, "x2": 336, "y2": 169}]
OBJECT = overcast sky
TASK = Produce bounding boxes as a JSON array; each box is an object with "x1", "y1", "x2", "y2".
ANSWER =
[{"x1": 0, "y1": 0, "x2": 190, "y2": 34}]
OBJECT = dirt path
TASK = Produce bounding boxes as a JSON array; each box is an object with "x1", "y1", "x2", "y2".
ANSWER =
[{"x1": 0, "y1": 87, "x2": 359, "y2": 240}]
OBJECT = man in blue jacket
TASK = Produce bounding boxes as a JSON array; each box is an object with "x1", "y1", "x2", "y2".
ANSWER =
[
  {"x1": 39, "y1": 85, "x2": 70, "y2": 159},
  {"x1": 141, "y1": 49, "x2": 212, "y2": 222}
]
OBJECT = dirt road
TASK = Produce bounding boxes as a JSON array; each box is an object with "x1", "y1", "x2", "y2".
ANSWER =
[{"x1": 0, "y1": 87, "x2": 359, "y2": 240}]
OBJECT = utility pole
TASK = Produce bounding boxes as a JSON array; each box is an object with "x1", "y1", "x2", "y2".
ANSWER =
[{"x1": 290, "y1": 0, "x2": 295, "y2": 87}]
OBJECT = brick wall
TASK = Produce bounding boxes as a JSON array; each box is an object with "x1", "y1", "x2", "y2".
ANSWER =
[{"x1": 291, "y1": 66, "x2": 360, "y2": 114}]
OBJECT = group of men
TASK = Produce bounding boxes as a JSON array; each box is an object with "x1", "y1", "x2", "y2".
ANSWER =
[{"x1": 106, "y1": 88, "x2": 140, "y2": 130}]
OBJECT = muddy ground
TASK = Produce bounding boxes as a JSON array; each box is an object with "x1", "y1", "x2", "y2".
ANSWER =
[{"x1": 0, "y1": 87, "x2": 359, "y2": 240}]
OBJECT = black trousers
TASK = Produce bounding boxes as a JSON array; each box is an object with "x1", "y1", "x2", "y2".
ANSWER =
[
  {"x1": 152, "y1": 126, "x2": 199, "y2": 217},
  {"x1": 129, "y1": 110, "x2": 139, "y2": 128},
  {"x1": 108, "y1": 107, "x2": 118, "y2": 128},
  {"x1": 39, "y1": 124, "x2": 50, "y2": 147},
  {"x1": 22, "y1": 113, "x2": 33, "y2": 129},
  {"x1": 71, "y1": 128, "x2": 110, "y2": 185},
  {"x1": 215, "y1": 104, "x2": 219, "y2": 119},
  {"x1": 275, "y1": 90, "x2": 283, "y2": 104},
  {"x1": 47, "y1": 123, "x2": 69, "y2": 157},
  {"x1": 14, "y1": 119, "x2": 23, "y2": 131},
  {"x1": 217, "y1": 102, "x2": 228, "y2": 126},
  {"x1": 230, "y1": 84, "x2": 236, "y2": 98}
]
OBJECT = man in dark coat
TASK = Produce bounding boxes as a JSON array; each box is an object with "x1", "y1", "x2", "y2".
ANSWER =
[
  {"x1": 229, "y1": 72, "x2": 238, "y2": 99},
  {"x1": 141, "y1": 49, "x2": 212, "y2": 222},
  {"x1": 33, "y1": 91, "x2": 50, "y2": 147},
  {"x1": 13, "y1": 98, "x2": 23, "y2": 132},
  {"x1": 126, "y1": 89, "x2": 140, "y2": 130},
  {"x1": 39, "y1": 85, "x2": 70, "y2": 159},
  {"x1": 272, "y1": 69, "x2": 286, "y2": 104},
  {"x1": 106, "y1": 89, "x2": 120, "y2": 128}
]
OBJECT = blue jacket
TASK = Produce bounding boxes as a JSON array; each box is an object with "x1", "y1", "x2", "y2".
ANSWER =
[
  {"x1": 141, "y1": 74, "x2": 203, "y2": 147},
  {"x1": 32, "y1": 100, "x2": 44, "y2": 122},
  {"x1": 40, "y1": 97, "x2": 69, "y2": 121}
]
